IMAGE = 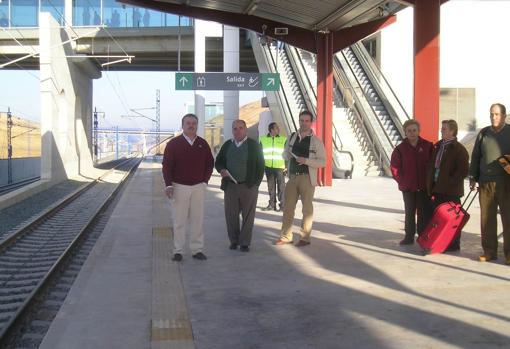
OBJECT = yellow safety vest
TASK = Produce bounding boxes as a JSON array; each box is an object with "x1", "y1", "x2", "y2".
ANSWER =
[{"x1": 260, "y1": 135, "x2": 286, "y2": 169}]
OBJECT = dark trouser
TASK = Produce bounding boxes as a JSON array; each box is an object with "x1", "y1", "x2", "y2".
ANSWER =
[
  {"x1": 224, "y1": 183, "x2": 259, "y2": 247},
  {"x1": 431, "y1": 193, "x2": 461, "y2": 250},
  {"x1": 479, "y1": 180, "x2": 510, "y2": 259},
  {"x1": 265, "y1": 167, "x2": 285, "y2": 208},
  {"x1": 402, "y1": 190, "x2": 429, "y2": 240}
]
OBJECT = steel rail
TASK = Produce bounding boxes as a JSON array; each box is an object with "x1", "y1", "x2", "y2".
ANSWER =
[{"x1": 0, "y1": 156, "x2": 142, "y2": 345}]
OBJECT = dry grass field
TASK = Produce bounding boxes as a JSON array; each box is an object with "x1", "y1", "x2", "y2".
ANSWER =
[
  {"x1": 0, "y1": 114, "x2": 41, "y2": 159},
  {"x1": 0, "y1": 100, "x2": 265, "y2": 159},
  {"x1": 204, "y1": 100, "x2": 267, "y2": 153}
]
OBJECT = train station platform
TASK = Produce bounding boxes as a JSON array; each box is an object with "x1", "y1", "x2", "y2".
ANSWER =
[{"x1": 39, "y1": 157, "x2": 510, "y2": 349}]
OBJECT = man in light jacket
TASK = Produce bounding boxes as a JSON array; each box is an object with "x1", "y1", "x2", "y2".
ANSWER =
[{"x1": 274, "y1": 111, "x2": 326, "y2": 247}]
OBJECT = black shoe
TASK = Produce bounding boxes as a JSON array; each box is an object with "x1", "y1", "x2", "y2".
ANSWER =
[
  {"x1": 172, "y1": 253, "x2": 183, "y2": 262},
  {"x1": 229, "y1": 243, "x2": 238, "y2": 250},
  {"x1": 192, "y1": 252, "x2": 207, "y2": 260},
  {"x1": 240, "y1": 245, "x2": 250, "y2": 252},
  {"x1": 262, "y1": 204, "x2": 275, "y2": 211},
  {"x1": 445, "y1": 245, "x2": 460, "y2": 252},
  {"x1": 399, "y1": 238, "x2": 414, "y2": 245}
]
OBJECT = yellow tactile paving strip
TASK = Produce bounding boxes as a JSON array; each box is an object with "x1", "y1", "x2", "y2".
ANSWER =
[{"x1": 151, "y1": 165, "x2": 194, "y2": 349}]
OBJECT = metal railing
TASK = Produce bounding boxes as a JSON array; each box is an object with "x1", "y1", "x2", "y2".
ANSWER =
[
  {"x1": 350, "y1": 42, "x2": 409, "y2": 135},
  {"x1": 286, "y1": 46, "x2": 354, "y2": 176},
  {"x1": 250, "y1": 32, "x2": 298, "y2": 135},
  {"x1": 333, "y1": 53, "x2": 392, "y2": 175}
]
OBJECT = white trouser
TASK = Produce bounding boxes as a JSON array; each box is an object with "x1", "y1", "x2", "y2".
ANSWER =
[{"x1": 170, "y1": 182, "x2": 206, "y2": 254}]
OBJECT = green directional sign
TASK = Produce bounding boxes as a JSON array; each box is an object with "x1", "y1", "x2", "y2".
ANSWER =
[
  {"x1": 175, "y1": 73, "x2": 280, "y2": 91},
  {"x1": 261, "y1": 73, "x2": 280, "y2": 91},
  {"x1": 175, "y1": 73, "x2": 193, "y2": 90}
]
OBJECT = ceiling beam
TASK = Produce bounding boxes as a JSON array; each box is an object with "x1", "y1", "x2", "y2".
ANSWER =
[
  {"x1": 393, "y1": 0, "x2": 450, "y2": 6},
  {"x1": 243, "y1": 0, "x2": 261, "y2": 15},
  {"x1": 315, "y1": 0, "x2": 365, "y2": 31},
  {"x1": 393, "y1": 0, "x2": 414, "y2": 6},
  {"x1": 332, "y1": 15, "x2": 396, "y2": 53}
]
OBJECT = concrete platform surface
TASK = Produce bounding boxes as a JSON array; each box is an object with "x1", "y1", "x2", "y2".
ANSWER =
[{"x1": 41, "y1": 158, "x2": 510, "y2": 349}]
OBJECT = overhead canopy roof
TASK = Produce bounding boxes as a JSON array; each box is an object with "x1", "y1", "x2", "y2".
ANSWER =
[
  {"x1": 119, "y1": 0, "x2": 414, "y2": 52},
  {"x1": 122, "y1": 0, "x2": 406, "y2": 32}
]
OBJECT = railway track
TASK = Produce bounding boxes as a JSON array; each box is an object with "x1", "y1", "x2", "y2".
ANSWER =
[
  {"x1": 0, "y1": 156, "x2": 142, "y2": 347},
  {"x1": 0, "y1": 177, "x2": 41, "y2": 196}
]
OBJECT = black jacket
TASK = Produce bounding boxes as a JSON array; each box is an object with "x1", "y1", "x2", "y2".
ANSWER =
[{"x1": 215, "y1": 138, "x2": 265, "y2": 191}]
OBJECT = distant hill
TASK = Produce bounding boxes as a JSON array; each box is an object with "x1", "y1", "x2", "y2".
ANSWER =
[
  {"x1": 208, "y1": 100, "x2": 267, "y2": 127},
  {"x1": 0, "y1": 114, "x2": 40, "y2": 159},
  {"x1": 203, "y1": 100, "x2": 267, "y2": 153}
]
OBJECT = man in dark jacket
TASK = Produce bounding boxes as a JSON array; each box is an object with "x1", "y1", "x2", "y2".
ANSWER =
[
  {"x1": 215, "y1": 119, "x2": 265, "y2": 252},
  {"x1": 469, "y1": 103, "x2": 510, "y2": 263},
  {"x1": 426, "y1": 119, "x2": 469, "y2": 251},
  {"x1": 391, "y1": 119, "x2": 433, "y2": 245}
]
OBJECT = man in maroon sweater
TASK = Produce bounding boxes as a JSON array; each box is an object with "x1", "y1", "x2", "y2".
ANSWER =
[{"x1": 162, "y1": 114, "x2": 214, "y2": 261}]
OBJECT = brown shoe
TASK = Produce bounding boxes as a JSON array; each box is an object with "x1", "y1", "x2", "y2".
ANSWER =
[
  {"x1": 505, "y1": 258, "x2": 510, "y2": 266},
  {"x1": 295, "y1": 240, "x2": 311, "y2": 247},
  {"x1": 478, "y1": 255, "x2": 497, "y2": 262},
  {"x1": 274, "y1": 239, "x2": 292, "y2": 245}
]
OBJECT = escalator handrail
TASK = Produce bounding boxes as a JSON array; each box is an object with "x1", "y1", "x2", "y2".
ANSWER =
[
  {"x1": 334, "y1": 77, "x2": 390, "y2": 172},
  {"x1": 333, "y1": 56, "x2": 391, "y2": 173},
  {"x1": 336, "y1": 51, "x2": 394, "y2": 157},
  {"x1": 252, "y1": 34, "x2": 298, "y2": 134},
  {"x1": 351, "y1": 43, "x2": 409, "y2": 135},
  {"x1": 287, "y1": 46, "x2": 347, "y2": 153}
]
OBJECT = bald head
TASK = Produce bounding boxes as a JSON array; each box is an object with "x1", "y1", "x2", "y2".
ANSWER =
[{"x1": 232, "y1": 119, "x2": 247, "y2": 142}]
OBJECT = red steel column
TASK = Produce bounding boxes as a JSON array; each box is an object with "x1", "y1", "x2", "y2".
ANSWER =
[
  {"x1": 316, "y1": 32, "x2": 333, "y2": 186},
  {"x1": 414, "y1": 0, "x2": 440, "y2": 142}
]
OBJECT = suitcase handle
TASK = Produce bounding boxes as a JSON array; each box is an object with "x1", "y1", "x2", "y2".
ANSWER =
[{"x1": 461, "y1": 190, "x2": 478, "y2": 212}]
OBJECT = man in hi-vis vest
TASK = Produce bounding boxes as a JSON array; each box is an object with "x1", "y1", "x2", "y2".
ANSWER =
[{"x1": 260, "y1": 122, "x2": 287, "y2": 212}]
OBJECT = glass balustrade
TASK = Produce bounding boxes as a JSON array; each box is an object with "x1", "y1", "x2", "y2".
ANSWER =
[{"x1": 0, "y1": 0, "x2": 192, "y2": 28}]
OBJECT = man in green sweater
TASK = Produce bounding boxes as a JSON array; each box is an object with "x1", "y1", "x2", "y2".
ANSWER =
[
  {"x1": 469, "y1": 103, "x2": 510, "y2": 264},
  {"x1": 215, "y1": 120, "x2": 265, "y2": 252}
]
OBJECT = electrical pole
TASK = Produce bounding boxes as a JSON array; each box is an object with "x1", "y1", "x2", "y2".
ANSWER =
[
  {"x1": 93, "y1": 108, "x2": 98, "y2": 163},
  {"x1": 7, "y1": 108, "x2": 13, "y2": 184},
  {"x1": 92, "y1": 108, "x2": 105, "y2": 163},
  {"x1": 156, "y1": 89, "x2": 161, "y2": 155}
]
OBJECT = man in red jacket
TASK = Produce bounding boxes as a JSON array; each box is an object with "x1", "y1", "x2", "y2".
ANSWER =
[
  {"x1": 162, "y1": 114, "x2": 214, "y2": 261},
  {"x1": 391, "y1": 119, "x2": 433, "y2": 245}
]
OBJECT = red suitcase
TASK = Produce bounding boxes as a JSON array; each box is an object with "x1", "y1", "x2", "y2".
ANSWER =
[{"x1": 418, "y1": 191, "x2": 477, "y2": 255}]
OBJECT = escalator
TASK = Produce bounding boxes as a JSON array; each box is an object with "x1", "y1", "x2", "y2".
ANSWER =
[
  {"x1": 250, "y1": 32, "x2": 354, "y2": 179},
  {"x1": 251, "y1": 32, "x2": 408, "y2": 178},
  {"x1": 333, "y1": 42, "x2": 410, "y2": 175}
]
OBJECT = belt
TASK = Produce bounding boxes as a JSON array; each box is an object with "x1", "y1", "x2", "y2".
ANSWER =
[{"x1": 291, "y1": 172, "x2": 308, "y2": 176}]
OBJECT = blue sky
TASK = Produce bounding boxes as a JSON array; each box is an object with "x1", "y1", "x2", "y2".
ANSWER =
[{"x1": 0, "y1": 69, "x2": 262, "y2": 131}]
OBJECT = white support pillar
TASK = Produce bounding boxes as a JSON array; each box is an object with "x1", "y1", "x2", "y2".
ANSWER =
[
  {"x1": 65, "y1": 0, "x2": 73, "y2": 26},
  {"x1": 194, "y1": 20, "x2": 207, "y2": 138},
  {"x1": 223, "y1": 25, "x2": 240, "y2": 141},
  {"x1": 40, "y1": 13, "x2": 101, "y2": 183}
]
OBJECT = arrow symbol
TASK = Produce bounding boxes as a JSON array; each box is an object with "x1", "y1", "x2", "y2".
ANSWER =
[
  {"x1": 267, "y1": 78, "x2": 276, "y2": 86},
  {"x1": 179, "y1": 76, "x2": 188, "y2": 86}
]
